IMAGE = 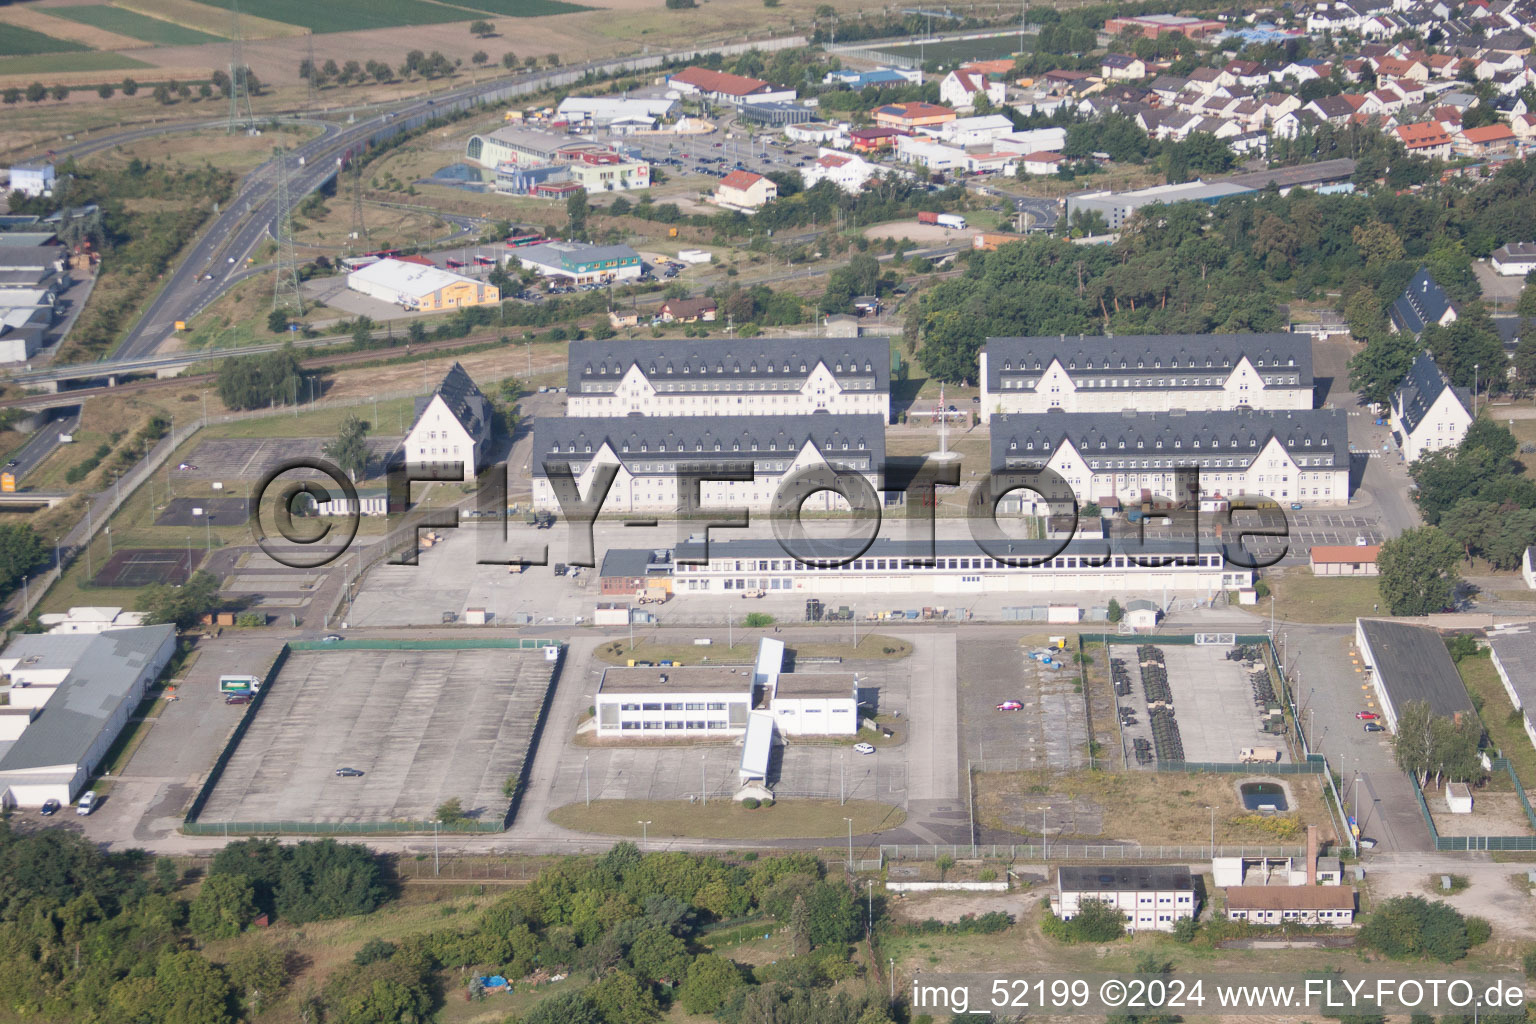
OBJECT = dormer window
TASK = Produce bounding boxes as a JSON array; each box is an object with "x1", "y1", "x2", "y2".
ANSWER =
[
  {"x1": 714, "y1": 443, "x2": 721, "y2": 451},
  {"x1": 621, "y1": 443, "x2": 630, "y2": 452},
  {"x1": 732, "y1": 364, "x2": 740, "y2": 373},
  {"x1": 649, "y1": 364, "x2": 656, "y2": 373},
  {"x1": 683, "y1": 365, "x2": 690, "y2": 374},
  {"x1": 584, "y1": 444, "x2": 591, "y2": 453},
  {"x1": 750, "y1": 441, "x2": 758, "y2": 451},
  {"x1": 1099, "y1": 441, "x2": 1107, "y2": 449},
  {"x1": 1137, "y1": 440, "x2": 1144, "y2": 448},
  {"x1": 640, "y1": 443, "x2": 647, "y2": 452},
  {"x1": 666, "y1": 364, "x2": 673, "y2": 374},
  {"x1": 1155, "y1": 439, "x2": 1163, "y2": 448},
  {"x1": 732, "y1": 442, "x2": 740, "y2": 451},
  {"x1": 835, "y1": 363, "x2": 842, "y2": 372},
  {"x1": 1305, "y1": 438, "x2": 1312, "y2": 446},
  {"x1": 750, "y1": 363, "x2": 757, "y2": 372},
  {"x1": 1193, "y1": 440, "x2": 1201, "y2": 448},
  {"x1": 799, "y1": 363, "x2": 807, "y2": 372},
  {"x1": 1004, "y1": 361, "x2": 1012, "y2": 370},
  {"x1": 1118, "y1": 440, "x2": 1125, "y2": 449},
  {"x1": 841, "y1": 441, "x2": 848, "y2": 450},
  {"x1": 1010, "y1": 441, "x2": 1018, "y2": 450},
  {"x1": 584, "y1": 363, "x2": 592, "y2": 373}
]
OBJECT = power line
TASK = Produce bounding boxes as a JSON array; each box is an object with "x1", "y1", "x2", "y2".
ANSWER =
[
  {"x1": 226, "y1": 0, "x2": 255, "y2": 133},
  {"x1": 271, "y1": 147, "x2": 305, "y2": 315}
]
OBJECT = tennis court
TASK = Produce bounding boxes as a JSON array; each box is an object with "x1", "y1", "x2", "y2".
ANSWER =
[
  {"x1": 93, "y1": 548, "x2": 198, "y2": 588},
  {"x1": 155, "y1": 497, "x2": 250, "y2": 528}
]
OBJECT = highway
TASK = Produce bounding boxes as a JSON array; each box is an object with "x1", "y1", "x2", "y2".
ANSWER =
[{"x1": 5, "y1": 406, "x2": 78, "y2": 480}]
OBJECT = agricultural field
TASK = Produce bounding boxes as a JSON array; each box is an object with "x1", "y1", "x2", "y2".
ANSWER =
[
  {"x1": 0, "y1": 51, "x2": 150, "y2": 75},
  {"x1": 47, "y1": 6, "x2": 225, "y2": 46},
  {"x1": 191, "y1": 0, "x2": 470, "y2": 33},
  {"x1": 0, "y1": 23, "x2": 91, "y2": 55},
  {"x1": 116, "y1": 0, "x2": 295, "y2": 38},
  {"x1": 451, "y1": 0, "x2": 590, "y2": 14}
]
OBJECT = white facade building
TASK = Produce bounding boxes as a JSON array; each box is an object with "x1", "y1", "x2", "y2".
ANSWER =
[
  {"x1": 1389, "y1": 352, "x2": 1472, "y2": 464},
  {"x1": 403, "y1": 362, "x2": 491, "y2": 483},
  {"x1": 7, "y1": 164, "x2": 54, "y2": 197},
  {"x1": 565, "y1": 338, "x2": 891, "y2": 420},
  {"x1": 1052, "y1": 866, "x2": 1196, "y2": 933},
  {"x1": 994, "y1": 127, "x2": 1069, "y2": 154},
  {"x1": 36, "y1": 606, "x2": 147, "y2": 635},
  {"x1": 991, "y1": 409, "x2": 1351, "y2": 509},
  {"x1": 530, "y1": 415, "x2": 885, "y2": 514},
  {"x1": 801, "y1": 149, "x2": 886, "y2": 193},
  {"x1": 979, "y1": 333, "x2": 1315, "y2": 421}
]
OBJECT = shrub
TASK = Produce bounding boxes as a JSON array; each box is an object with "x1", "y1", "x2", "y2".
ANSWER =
[
  {"x1": 1465, "y1": 915, "x2": 1492, "y2": 947},
  {"x1": 743, "y1": 612, "x2": 774, "y2": 628},
  {"x1": 1359, "y1": 896, "x2": 1470, "y2": 962},
  {"x1": 741, "y1": 798, "x2": 760, "y2": 810}
]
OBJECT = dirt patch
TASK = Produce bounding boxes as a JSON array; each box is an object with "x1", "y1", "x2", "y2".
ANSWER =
[
  {"x1": 0, "y1": 5, "x2": 144, "y2": 50},
  {"x1": 1423, "y1": 783, "x2": 1536, "y2": 837},
  {"x1": 890, "y1": 888, "x2": 1042, "y2": 925},
  {"x1": 864, "y1": 220, "x2": 975, "y2": 245},
  {"x1": 1365, "y1": 864, "x2": 1536, "y2": 941}
]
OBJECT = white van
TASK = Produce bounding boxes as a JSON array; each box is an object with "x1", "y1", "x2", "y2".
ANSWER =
[{"x1": 76, "y1": 790, "x2": 97, "y2": 816}]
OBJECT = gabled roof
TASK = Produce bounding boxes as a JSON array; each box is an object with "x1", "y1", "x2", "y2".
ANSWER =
[
  {"x1": 668, "y1": 66, "x2": 776, "y2": 97},
  {"x1": 567, "y1": 337, "x2": 891, "y2": 393},
  {"x1": 1395, "y1": 121, "x2": 1452, "y2": 148},
  {"x1": 1460, "y1": 123, "x2": 1515, "y2": 143},
  {"x1": 983, "y1": 333, "x2": 1313, "y2": 392},
  {"x1": 1311, "y1": 544, "x2": 1381, "y2": 563},
  {"x1": 531, "y1": 414, "x2": 887, "y2": 478},
  {"x1": 718, "y1": 169, "x2": 767, "y2": 191},
  {"x1": 1390, "y1": 267, "x2": 1456, "y2": 335},
  {"x1": 992, "y1": 409, "x2": 1349, "y2": 468},
  {"x1": 1393, "y1": 351, "x2": 1470, "y2": 435},
  {"x1": 1357, "y1": 618, "x2": 1477, "y2": 719},
  {"x1": 410, "y1": 362, "x2": 489, "y2": 440},
  {"x1": 1223, "y1": 887, "x2": 1356, "y2": 911}
]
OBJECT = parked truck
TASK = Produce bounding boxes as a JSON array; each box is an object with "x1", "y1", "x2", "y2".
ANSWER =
[
  {"x1": 935, "y1": 213, "x2": 967, "y2": 230},
  {"x1": 917, "y1": 211, "x2": 940, "y2": 225},
  {"x1": 1239, "y1": 747, "x2": 1282, "y2": 763}
]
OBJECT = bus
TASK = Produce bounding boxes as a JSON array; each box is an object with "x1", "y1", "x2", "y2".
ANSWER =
[
  {"x1": 474, "y1": 254, "x2": 496, "y2": 266},
  {"x1": 505, "y1": 233, "x2": 542, "y2": 248},
  {"x1": 363, "y1": 248, "x2": 402, "y2": 259},
  {"x1": 445, "y1": 258, "x2": 466, "y2": 269}
]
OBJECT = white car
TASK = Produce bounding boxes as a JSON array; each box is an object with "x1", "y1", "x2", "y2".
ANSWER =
[
  {"x1": 76, "y1": 790, "x2": 97, "y2": 816},
  {"x1": 853, "y1": 742, "x2": 876, "y2": 755}
]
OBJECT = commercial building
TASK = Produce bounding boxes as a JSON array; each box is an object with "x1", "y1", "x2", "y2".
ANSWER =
[
  {"x1": 1067, "y1": 180, "x2": 1255, "y2": 230},
  {"x1": 978, "y1": 333, "x2": 1314, "y2": 420},
  {"x1": 593, "y1": 637, "x2": 857, "y2": 738},
  {"x1": 403, "y1": 362, "x2": 491, "y2": 483},
  {"x1": 1354, "y1": 619, "x2": 1477, "y2": 732},
  {"x1": 823, "y1": 67, "x2": 920, "y2": 89},
  {"x1": 666, "y1": 536, "x2": 1253, "y2": 597},
  {"x1": 37, "y1": 606, "x2": 148, "y2": 634},
  {"x1": 1487, "y1": 626, "x2": 1536, "y2": 751},
  {"x1": 1389, "y1": 267, "x2": 1458, "y2": 335},
  {"x1": 555, "y1": 95, "x2": 679, "y2": 128},
  {"x1": 740, "y1": 102, "x2": 818, "y2": 127},
  {"x1": 1052, "y1": 866, "x2": 1197, "y2": 933},
  {"x1": 994, "y1": 127, "x2": 1069, "y2": 155},
  {"x1": 466, "y1": 127, "x2": 569, "y2": 170},
  {"x1": 0, "y1": 625, "x2": 176, "y2": 807},
  {"x1": 1309, "y1": 544, "x2": 1380, "y2": 576},
  {"x1": 873, "y1": 102, "x2": 957, "y2": 132},
  {"x1": 1104, "y1": 14, "x2": 1224, "y2": 38},
  {"x1": 565, "y1": 337, "x2": 891, "y2": 419},
  {"x1": 512, "y1": 241, "x2": 643, "y2": 284},
  {"x1": 1492, "y1": 242, "x2": 1536, "y2": 277},
  {"x1": 530, "y1": 414, "x2": 886, "y2": 514},
  {"x1": 666, "y1": 67, "x2": 795, "y2": 106},
  {"x1": 990, "y1": 409, "x2": 1351, "y2": 509},
  {"x1": 0, "y1": 301, "x2": 51, "y2": 363},
  {"x1": 6, "y1": 163, "x2": 54, "y2": 197},
  {"x1": 714, "y1": 170, "x2": 777, "y2": 212},
  {"x1": 1222, "y1": 887, "x2": 1355, "y2": 925},
  {"x1": 1389, "y1": 352, "x2": 1472, "y2": 463},
  {"x1": 345, "y1": 259, "x2": 499, "y2": 312}
]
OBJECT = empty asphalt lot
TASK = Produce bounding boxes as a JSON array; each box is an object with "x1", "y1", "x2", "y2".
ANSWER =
[{"x1": 199, "y1": 646, "x2": 557, "y2": 825}]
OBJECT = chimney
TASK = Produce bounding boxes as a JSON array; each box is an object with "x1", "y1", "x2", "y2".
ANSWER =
[{"x1": 1305, "y1": 824, "x2": 1318, "y2": 884}]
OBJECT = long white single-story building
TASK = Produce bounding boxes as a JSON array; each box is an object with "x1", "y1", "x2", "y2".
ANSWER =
[
  {"x1": 0, "y1": 625, "x2": 176, "y2": 807},
  {"x1": 1487, "y1": 626, "x2": 1536, "y2": 752},
  {"x1": 1354, "y1": 618, "x2": 1476, "y2": 733}
]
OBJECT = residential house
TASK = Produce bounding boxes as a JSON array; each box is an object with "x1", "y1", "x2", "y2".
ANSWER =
[
  {"x1": 848, "y1": 127, "x2": 902, "y2": 152},
  {"x1": 1492, "y1": 242, "x2": 1536, "y2": 276},
  {"x1": 1456, "y1": 122, "x2": 1517, "y2": 156},
  {"x1": 1040, "y1": 69, "x2": 1095, "y2": 95},
  {"x1": 939, "y1": 69, "x2": 1006, "y2": 111},
  {"x1": 1389, "y1": 351, "x2": 1473, "y2": 462},
  {"x1": 1304, "y1": 93, "x2": 1368, "y2": 124},
  {"x1": 1100, "y1": 54, "x2": 1148, "y2": 80},
  {"x1": 714, "y1": 170, "x2": 777, "y2": 212},
  {"x1": 930, "y1": 114, "x2": 1016, "y2": 146},
  {"x1": 404, "y1": 362, "x2": 492, "y2": 483},
  {"x1": 1016, "y1": 151, "x2": 1066, "y2": 175},
  {"x1": 1394, "y1": 121, "x2": 1454, "y2": 158},
  {"x1": 658, "y1": 297, "x2": 717, "y2": 324},
  {"x1": 801, "y1": 150, "x2": 884, "y2": 193},
  {"x1": 1310, "y1": 545, "x2": 1381, "y2": 576},
  {"x1": 1390, "y1": 267, "x2": 1458, "y2": 334},
  {"x1": 1372, "y1": 56, "x2": 1429, "y2": 83}
]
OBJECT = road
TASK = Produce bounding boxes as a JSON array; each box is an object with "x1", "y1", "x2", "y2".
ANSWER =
[{"x1": 5, "y1": 406, "x2": 78, "y2": 480}]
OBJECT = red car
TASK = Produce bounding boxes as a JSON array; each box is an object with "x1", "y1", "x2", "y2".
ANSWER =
[
  {"x1": 1355, "y1": 711, "x2": 1379, "y2": 721},
  {"x1": 996, "y1": 700, "x2": 1024, "y2": 711}
]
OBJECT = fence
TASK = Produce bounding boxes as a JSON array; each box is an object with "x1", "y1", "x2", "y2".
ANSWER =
[
  {"x1": 182, "y1": 818, "x2": 506, "y2": 837},
  {"x1": 880, "y1": 843, "x2": 1306, "y2": 862},
  {"x1": 1409, "y1": 759, "x2": 1536, "y2": 852},
  {"x1": 289, "y1": 637, "x2": 557, "y2": 651}
]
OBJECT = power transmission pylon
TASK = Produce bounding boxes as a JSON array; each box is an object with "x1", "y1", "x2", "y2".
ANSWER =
[
  {"x1": 350, "y1": 157, "x2": 367, "y2": 246},
  {"x1": 305, "y1": 32, "x2": 317, "y2": 108},
  {"x1": 226, "y1": 0, "x2": 254, "y2": 133},
  {"x1": 271, "y1": 147, "x2": 305, "y2": 315}
]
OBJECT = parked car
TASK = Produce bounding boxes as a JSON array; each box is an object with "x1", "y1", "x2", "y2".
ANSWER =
[
  {"x1": 76, "y1": 791, "x2": 97, "y2": 816},
  {"x1": 1355, "y1": 711, "x2": 1379, "y2": 720},
  {"x1": 225, "y1": 694, "x2": 252, "y2": 705},
  {"x1": 322, "y1": 633, "x2": 343, "y2": 643},
  {"x1": 335, "y1": 767, "x2": 365, "y2": 777},
  {"x1": 853, "y1": 742, "x2": 876, "y2": 755},
  {"x1": 995, "y1": 700, "x2": 1024, "y2": 711},
  {"x1": 1290, "y1": 502, "x2": 1303, "y2": 510},
  {"x1": 1364, "y1": 722, "x2": 1385, "y2": 732},
  {"x1": 40, "y1": 799, "x2": 60, "y2": 816}
]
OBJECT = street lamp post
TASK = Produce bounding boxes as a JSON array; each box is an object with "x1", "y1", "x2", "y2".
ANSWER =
[
  {"x1": 1205, "y1": 805, "x2": 1215, "y2": 858},
  {"x1": 639, "y1": 819, "x2": 651, "y2": 850},
  {"x1": 1042, "y1": 805, "x2": 1051, "y2": 859},
  {"x1": 433, "y1": 819, "x2": 441, "y2": 876},
  {"x1": 844, "y1": 816, "x2": 854, "y2": 871},
  {"x1": 584, "y1": 754, "x2": 590, "y2": 807},
  {"x1": 701, "y1": 754, "x2": 707, "y2": 807},
  {"x1": 20, "y1": 574, "x2": 28, "y2": 611}
]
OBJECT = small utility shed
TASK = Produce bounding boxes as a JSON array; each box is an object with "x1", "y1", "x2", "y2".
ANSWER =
[{"x1": 1354, "y1": 618, "x2": 1476, "y2": 733}]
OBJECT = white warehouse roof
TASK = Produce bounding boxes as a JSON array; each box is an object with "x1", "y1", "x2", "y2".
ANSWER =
[{"x1": 347, "y1": 258, "x2": 478, "y2": 301}]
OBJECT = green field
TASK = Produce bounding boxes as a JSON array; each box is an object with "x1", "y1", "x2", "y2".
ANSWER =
[
  {"x1": 877, "y1": 33, "x2": 1032, "y2": 66},
  {"x1": 47, "y1": 5, "x2": 224, "y2": 46},
  {"x1": 0, "y1": 51, "x2": 151, "y2": 75},
  {"x1": 450, "y1": 0, "x2": 590, "y2": 15},
  {"x1": 0, "y1": 23, "x2": 92, "y2": 56},
  {"x1": 192, "y1": 0, "x2": 469, "y2": 32}
]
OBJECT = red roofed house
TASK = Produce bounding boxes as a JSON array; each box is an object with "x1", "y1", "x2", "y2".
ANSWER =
[
  {"x1": 714, "y1": 169, "x2": 777, "y2": 211},
  {"x1": 1309, "y1": 544, "x2": 1381, "y2": 577},
  {"x1": 1455, "y1": 122, "x2": 1516, "y2": 157},
  {"x1": 1016, "y1": 151, "x2": 1066, "y2": 175},
  {"x1": 666, "y1": 67, "x2": 794, "y2": 106},
  {"x1": 873, "y1": 101, "x2": 956, "y2": 132},
  {"x1": 939, "y1": 69, "x2": 1006, "y2": 111},
  {"x1": 961, "y1": 59, "x2": 1017, "y2": 77},
  {"x1": 658, "y1": 297, "x2": 717, "y2": 323},
  {"x1": 1395, "y1": 121, "x2": 1453, "y2": 159}
]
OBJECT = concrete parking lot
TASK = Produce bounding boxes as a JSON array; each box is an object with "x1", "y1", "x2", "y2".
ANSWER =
[
  {"x1": 198, "y1": 646, "x2": 558, "y2": 825},
  {"x1": 1146, "y1": 643, "x2": 1291, "y2": 765},
  {"x1": 957, "y1": 630, "x2": 1089, "y2": 772}
]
